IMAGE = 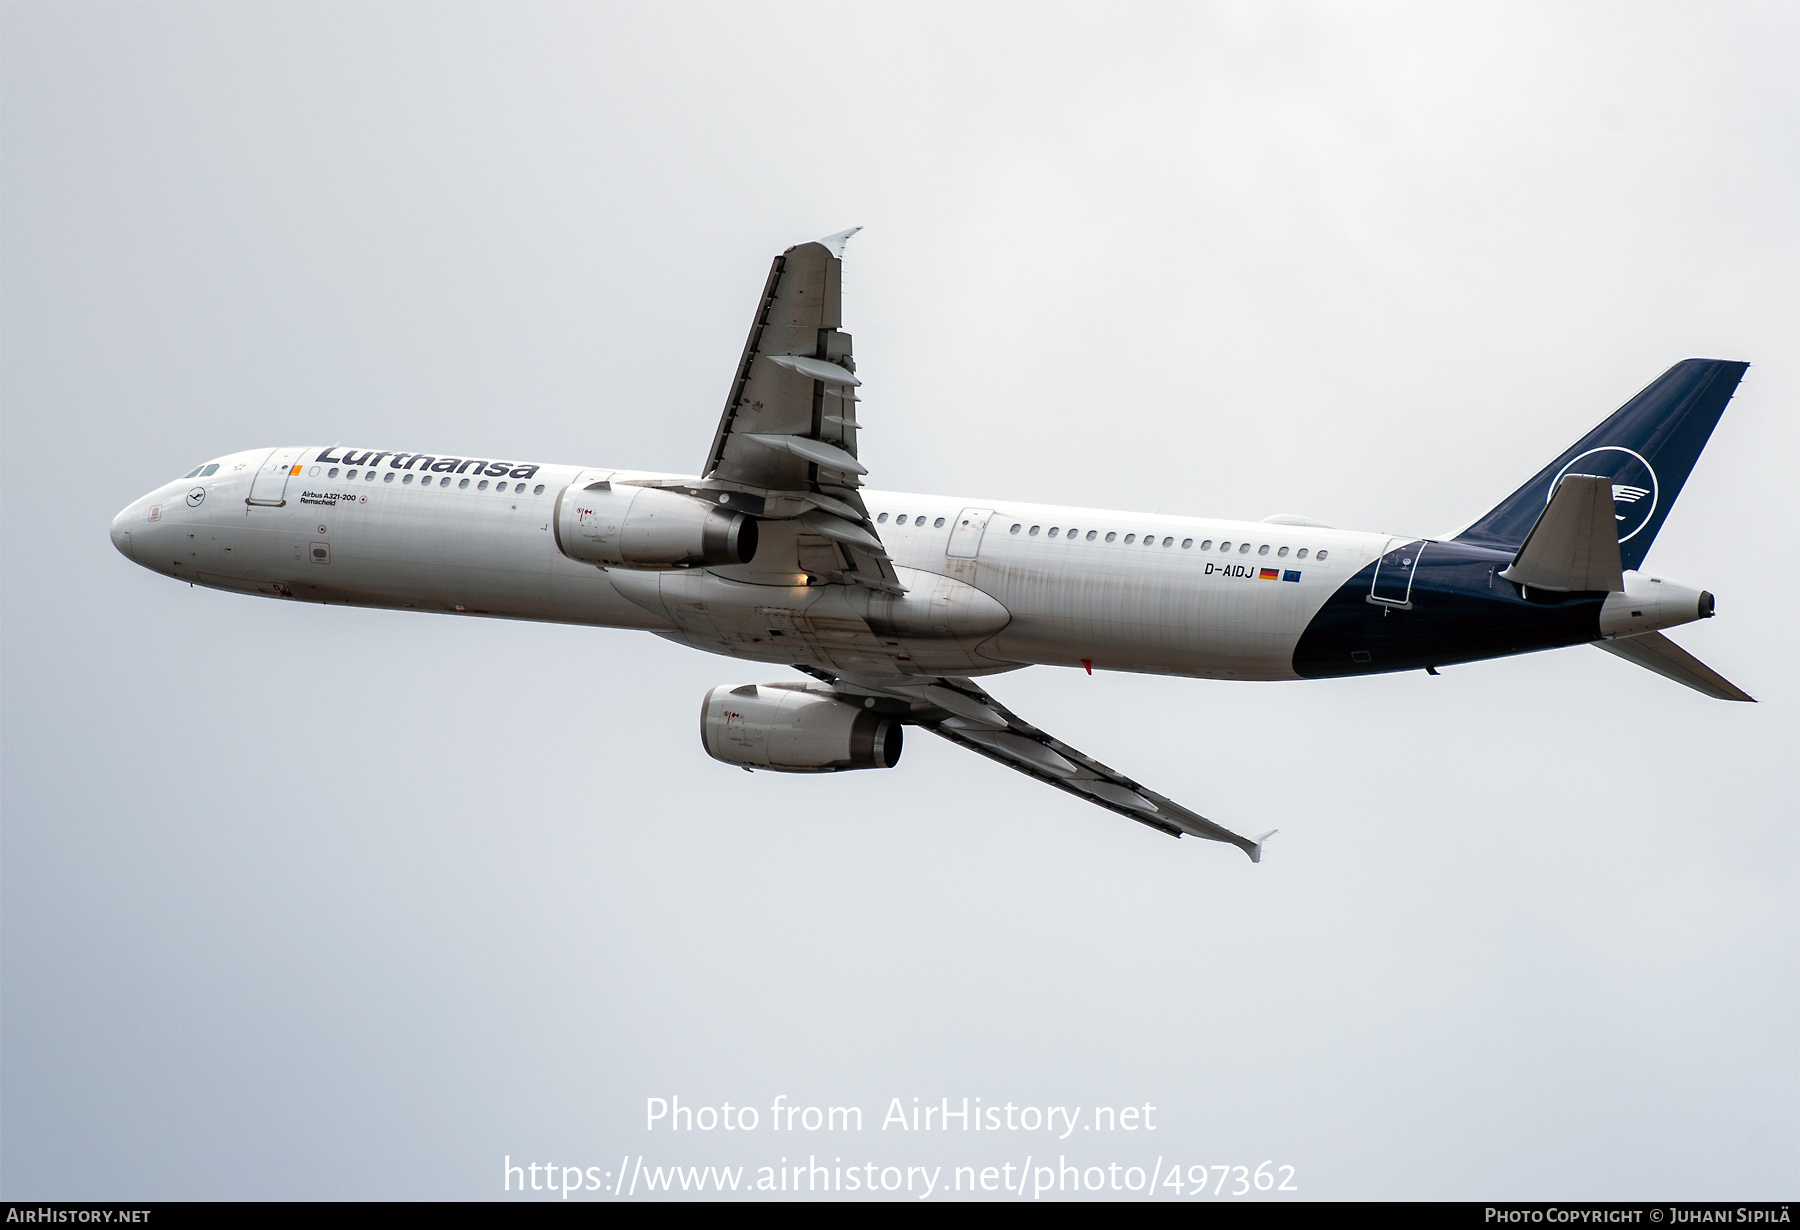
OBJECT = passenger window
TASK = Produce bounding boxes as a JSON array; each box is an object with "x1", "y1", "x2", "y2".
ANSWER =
[
  {"x1": 328, "y1": 467, "x2": 340, "y2": 478},
  {"x1": 1200, "y1": 539, "x2": 1212, "y2": 550},
  {"x1": 1009, "y1": 523, "x2": 1021, "y2": 534},
  {"x1": 346, "y1": 469, "x2": 358, "y2": 479},
  {"x1": 877, "y1": 512, "x2": 889, "y2": 523},
  {"x1": 477, "y1": 480, "x2": 489, "y2": 490},
  {"x1": 1029, "y1": 525, "x2": 1040, "y2": 536},
  {"x1": 1277, "y1": 546, "x2": 1289, "y2": 557},
  {"x1": 1238, "y1": 543, "x2": 1250, "y2": 554},
  {"x1": 895, "y1": 515, "x2": 908, "y2": 525},
  {"x1": 403, "y1": 473, "x2": 414, "y2": 484},
  {"x1": 1123, "y1": 534, "x2": 1135, "y2": 544},
  {"x1": 1258, "y1": 544, "x2": 1270, "y2": 555},
  {"x1": 1144, "y1": 535, "x2": 1155, "y2": 546},
  {"x1": 533, "y1": 484, "x2": 545, "y2": 495},
  {"x1": 1162, "y1": 537, "x2": 1173, "y2": 547},
  {"x1": 1048, "y1": 527, "x2": 1059, "y2": 538},
  {"x1": 1104, "y1": 532, "x2": 1116, "y2": 543},
  {"x1": 201, "y1": 464, "x2": 220, "y2": 477},
  {"x1": 1086, "y1": 530, "x2": 1099, "y2": 541},
  {"x1": 383, "y1": 472, "x2": 394, "y2": 483},
  {"x1": 1181, "y1": 538, "x2": 1193, "y2": 549},
  {"x1": 1316, "y1": 549, "x2": 1329, "y2": 561},
  {"x1": 1220, "y1": 541, "x2": 1231, "y2": 552},
  {"x1": 458, "y1": 478, "x2": 471, "y2": 489},
  {"x1": 365, "y1": 470, "x2": 376, "y2": 481},
  {"x1": 934, "y1": 517, "x2": 945, "y2": 528},
  {"x1": 1296, "y1": 548, "x2": 1308, "y2": 559}
]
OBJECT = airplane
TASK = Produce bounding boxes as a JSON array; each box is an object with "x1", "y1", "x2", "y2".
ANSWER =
[{"x1": 108, "y1": 228, "x2": 1754, "y2": 861}]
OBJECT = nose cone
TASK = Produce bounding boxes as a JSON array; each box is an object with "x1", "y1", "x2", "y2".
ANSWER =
[{"x1": 110, "y1": 508, "x2": 137, "y2": 562}]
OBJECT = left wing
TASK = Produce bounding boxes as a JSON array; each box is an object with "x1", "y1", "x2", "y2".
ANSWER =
[
  {"x1": 800, "y1": 668, "x2": 1276, "y2": 861},
  {"x1": 699, "y1": 228, "x2": 902, "y2": 594}
]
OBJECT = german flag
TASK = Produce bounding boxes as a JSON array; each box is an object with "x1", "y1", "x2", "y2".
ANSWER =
[{"x1": 1258, "y1": 567, "x2": 1279, "y2": 580}]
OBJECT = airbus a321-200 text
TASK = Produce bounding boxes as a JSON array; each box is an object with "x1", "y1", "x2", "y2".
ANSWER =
[{"x1": 110, "y1": 230, "x2": 1755, "y2": 861}]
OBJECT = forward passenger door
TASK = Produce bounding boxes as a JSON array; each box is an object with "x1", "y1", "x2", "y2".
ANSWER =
[{"x1": 246, "y1": 447, "x2": 308, "y2": 507}]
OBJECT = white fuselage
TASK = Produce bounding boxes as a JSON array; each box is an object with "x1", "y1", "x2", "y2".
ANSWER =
[{"x1": 110, "y1": 446, "x2": 1402, "y2": 682}]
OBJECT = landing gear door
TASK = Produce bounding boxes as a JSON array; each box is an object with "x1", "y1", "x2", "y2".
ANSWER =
[
  {"x1": 1368, "y1": 538, "x2": 1426, "y2": 609},
  {"x1": 247, "y1": 447, "x2": 308, "y2": 507},
  {"x1": 945, "y1": 508, "x2": 994, "y2": 560}
]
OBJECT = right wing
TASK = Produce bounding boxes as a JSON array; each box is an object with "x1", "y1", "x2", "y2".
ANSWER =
[
  {"x1": 698, "y1": 228, "x2": 903, "y2": 594},
  {"x1": 802, "y1": 668, "x2": 1276, "y2": 861}
]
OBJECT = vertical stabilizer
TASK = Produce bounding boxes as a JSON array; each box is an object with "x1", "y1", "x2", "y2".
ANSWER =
[{"x1": 1457, "y1": 359, "x2": 1747, "y2": 570}]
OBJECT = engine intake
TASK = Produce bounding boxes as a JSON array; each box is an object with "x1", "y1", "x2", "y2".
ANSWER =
[
  {"x1": 556, "y1": 483, "x2": 757, "y2": 568},
  {"x1": 701, "y1": 684, "x2": 903, "y2": 773}
]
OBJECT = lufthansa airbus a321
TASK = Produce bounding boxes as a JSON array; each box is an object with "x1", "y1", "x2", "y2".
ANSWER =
[{"x1": 109, "y1": 230, "x2": 1754, "y2": 860}]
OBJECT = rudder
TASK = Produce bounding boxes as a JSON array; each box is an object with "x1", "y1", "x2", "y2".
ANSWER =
[{"x1": 1456, "y1": 359, "x2": 1747, "y2": 571}]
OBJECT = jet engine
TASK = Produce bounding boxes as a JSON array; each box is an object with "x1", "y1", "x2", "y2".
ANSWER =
[
  {"x1": 556, "y1": 483, "x2": 757, "y2": 568},
  {"x1": 700, "y1": 683, "x2": 903, "y2": 773}
]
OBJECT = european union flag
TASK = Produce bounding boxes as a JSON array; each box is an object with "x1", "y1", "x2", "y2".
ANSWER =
[{"x1": 1282, "y1": 570, "x2": 1301, "y2": 582}]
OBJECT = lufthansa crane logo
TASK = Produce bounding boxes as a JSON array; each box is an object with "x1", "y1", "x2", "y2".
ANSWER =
[
  {"x1": 1549, "y1": 446, "x2": 1658, "y2": 543},
  {"x1": 186, "y1": 487, "x2": 206, "y2": 507}
]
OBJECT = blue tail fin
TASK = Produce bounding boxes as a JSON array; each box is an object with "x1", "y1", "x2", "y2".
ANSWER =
[{"x1": 1456, "y1": 359, "x2": 1747, "y2": 571}]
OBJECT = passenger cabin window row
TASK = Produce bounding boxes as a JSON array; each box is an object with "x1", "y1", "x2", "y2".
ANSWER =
[
  {"x1": 994, "y1": 520, "x2": 1326, "y2": 562},
  {"x1": 319, "y1": 464, "x2": 545, "y2": 495},
  {"x1": 870, "y1": 509, "x2": 1332, "y2": 565}
]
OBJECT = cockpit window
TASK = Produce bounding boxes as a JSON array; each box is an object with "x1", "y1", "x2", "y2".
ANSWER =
[
  {"x1": 181, "y1": 466, "x2": 204, "y2": 479},
  {"x1": 201, "y1": 464, "x2": 219, "y2": 477}
]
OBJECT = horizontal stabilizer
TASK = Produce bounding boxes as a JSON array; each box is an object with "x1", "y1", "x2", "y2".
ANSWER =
[
  {"x1": 1594, "y1": 632, "x2": 1754, "y2": 702},
  {"x1": 1499, "y1": 474, "x2": 1623, "y2": 592}
]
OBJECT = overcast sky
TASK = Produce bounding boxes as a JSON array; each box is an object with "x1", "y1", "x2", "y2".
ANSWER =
[{"x1": 3, "y1": 0, "x2": 1794, "y2": 1200}]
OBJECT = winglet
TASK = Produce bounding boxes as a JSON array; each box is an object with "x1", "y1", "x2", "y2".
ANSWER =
[
  {"x1": 1248, "y1": 829, "x2": 1279, "y2": 864},
  {"x1": 817, "y1": 226, "x2": 862, "y2": 258}
]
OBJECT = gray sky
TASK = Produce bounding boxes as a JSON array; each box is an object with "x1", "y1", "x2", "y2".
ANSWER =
[{"x1": 2, "y1": 0, "x2": 1794, "y2": 1200}]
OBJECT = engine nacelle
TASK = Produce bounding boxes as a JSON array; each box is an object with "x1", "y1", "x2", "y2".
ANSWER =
[
  {"x1": 701, "y1": 684, "x2": 903, "y2": 773},
  {"x1": 555, "y1": 483, "x2": 757, "y2": 568}
]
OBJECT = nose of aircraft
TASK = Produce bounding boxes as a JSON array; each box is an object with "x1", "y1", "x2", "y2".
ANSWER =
[{"x1": 110, "y1": 507, "x2": 136, "y2": 562}]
